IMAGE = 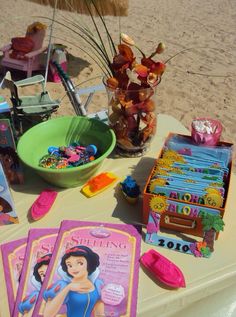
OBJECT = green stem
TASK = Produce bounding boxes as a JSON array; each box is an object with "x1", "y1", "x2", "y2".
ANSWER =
[
  {"x1": 90, "y1": 0, "x2": 117, "y2": 56},
  {"x1": 85, "y1": 1, "x2": 111, "y2": 63},
  {"x1": 35, "y1": 16, "x2": 112, "y2": 75},
  {"x1": 59, "y1": 15, "x2": 111, "y2": 65},
  {"x1": 53, "y1": 36, "x2": 112, "y2": 76},
  {"x1": 134, "y1": 45, "x2": 145, "y2": 57}
]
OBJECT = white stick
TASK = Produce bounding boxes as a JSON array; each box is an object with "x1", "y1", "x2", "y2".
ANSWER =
[{"x1": 43, "y1": 0, "x2": 58, "y2": 90}]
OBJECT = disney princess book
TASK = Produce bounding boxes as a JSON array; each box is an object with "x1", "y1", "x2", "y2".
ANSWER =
[
  {"x1": 12, "y1": 228, "x2": 59, "y2": 317},
  {"x1": 0, "y1": 119, "x2": 24, "y2": 185},
  {"x1": 1, "y1": 237, "x2": 27, "y2": 315},
  {"x1": 32, "y1": 220, "x2": 142, "y2": 317},
  {"x1": 0, "y1": 162, "x2": 19, "y2": 226}
]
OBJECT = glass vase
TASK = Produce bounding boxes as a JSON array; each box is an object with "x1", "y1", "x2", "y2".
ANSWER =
[{"x1": 104, "y1": 83, "x2": 157, "y2": 157}]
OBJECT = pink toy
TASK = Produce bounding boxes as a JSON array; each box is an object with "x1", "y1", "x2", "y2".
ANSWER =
[
  {"x1": 49, "y1": 46, "x2": 67, "y2": 83},
  {"x1": 146, "y1": 211, "x2": 160, "y2": 243},
  {"x1": 30, "y1": 189, "x2": 57, "y2": 220},
  {"x1": 0, "y1": 23, "x2": 47, "y2": 78},
  {"x1": 191, "y1": 118, "x2": 222, "y2": 146},
  {"x1": 140, "y1": 249, "x2": 186, "y2": 288}
]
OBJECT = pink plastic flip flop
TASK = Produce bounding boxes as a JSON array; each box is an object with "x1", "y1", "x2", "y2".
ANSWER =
[
  {"x1": 140, "y1": 249, "x2": 186, "y2": 288},
  {"x1": 30, "y1": 189, "x2": 58, "y2": 220}
]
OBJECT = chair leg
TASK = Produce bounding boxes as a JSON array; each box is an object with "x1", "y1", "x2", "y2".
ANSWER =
[
  {"x1": 26, "y1": 68, "x2": 32, "y2": 78},
  {"x1": 26, "y1": 59, "x2": 34, "y2": 78},
  {"x1": 1, "y1": 66, "x2": 7, "y2": 76},
  {"x1": 19, "y1": 121, "x2": 24, "y2": 136},
  {"x1": 11, "y1": 113, "x2": 22, "y2": 137}
]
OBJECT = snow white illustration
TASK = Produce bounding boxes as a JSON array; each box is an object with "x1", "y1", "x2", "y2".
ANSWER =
[
  {"x1": 18, "y1": 254, "x2": 52, "y2": 315},
  {"x1": 43, "y1": 245, "x2": 105, "y2": 317}
]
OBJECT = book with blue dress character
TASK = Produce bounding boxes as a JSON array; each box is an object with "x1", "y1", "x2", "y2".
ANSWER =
[
  {"x1": 32, "y1": 220, "x2": 142, "y2": 317},
  {"x1": 0, "y1": 119, "x2": 24, "y2": 185},
  {"x1": 12, "y1": 228, "x2": 59, "y2": 317},
  {"x1": 0, "y1": 162, "x2": 19, "y2": 226},
  {"x1": 1, "y1": 237, "x2": 27, "y2": 315}
]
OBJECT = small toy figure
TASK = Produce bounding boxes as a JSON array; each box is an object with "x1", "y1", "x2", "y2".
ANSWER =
[
  {"x1": 146, "y1": 211, "x2": 160, "y2": 243},
  {"x1": 120, "y1": 176, "x2": 140, "y2": 204}
]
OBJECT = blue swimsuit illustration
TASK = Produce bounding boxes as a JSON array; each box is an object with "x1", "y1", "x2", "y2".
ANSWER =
[{"x1": 43, "y1": 245, "x2": 105, "y2": 317}]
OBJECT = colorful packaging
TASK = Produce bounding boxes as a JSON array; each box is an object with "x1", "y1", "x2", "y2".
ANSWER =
[
  {"x1": 0, "y1": 119, "x2": 24, "y2": 185},
  {"x1": 0, "y1": 162, "x2": 19, "y2": 226},
  {"x1": 143, "y1": 133, "x2": 233, "y2": 236},
  {"x1": 12, "y1": 228, "x2": 58, "y2": 317},
  {"x1": 1, "y1": 237, "x2": 27, "y2": 315},
  {"x1": 32, "y1": 220, "x2": 141, "y2": 317}
]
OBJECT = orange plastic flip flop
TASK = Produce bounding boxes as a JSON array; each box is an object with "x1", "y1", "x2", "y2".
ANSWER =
[{"x1": 30, "y1": 189, "x2": 58, "y2": 220}]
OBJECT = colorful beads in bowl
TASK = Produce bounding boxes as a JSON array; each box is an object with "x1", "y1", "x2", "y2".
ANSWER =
[{"x1": 39, "y1": 143, "x2": 98, "y2": 169}]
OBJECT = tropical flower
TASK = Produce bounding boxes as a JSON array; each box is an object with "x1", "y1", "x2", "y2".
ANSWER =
[
  {"x1": 190, "y1": 241, "x2": 211, "y2": 258},
  {"x1": 107, "y1": 34, "x2": 166, "y2": 90},
  {"x1": 51, "y1": 0, "x2": 166, "y2": 91},
  {"x1": 53, "y1": 0, "x2": 166, "y2": 152},
  {"x1": 120, "y1": 33, "x2": 135, "y2": 46}
]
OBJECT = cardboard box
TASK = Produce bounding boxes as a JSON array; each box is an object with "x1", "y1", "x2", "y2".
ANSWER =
[{"x1": 143, "y1": 133, "x2": 233, "y2": 238}]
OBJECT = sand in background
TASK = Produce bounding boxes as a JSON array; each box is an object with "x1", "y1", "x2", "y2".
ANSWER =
[{"x1": 0, "y1": 0, "x2": 235, "y2": 162}]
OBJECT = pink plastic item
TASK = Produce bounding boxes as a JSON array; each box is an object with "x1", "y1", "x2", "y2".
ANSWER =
[
  {"x1": 140, "y1": 249, "x2": 186, "y2": 288},
  {"x1": 191, "y1": 118, "x2": 222, "y2": 146},
  {"x1": 30, "y1": 189, "x2": 58, "y2": 220}
]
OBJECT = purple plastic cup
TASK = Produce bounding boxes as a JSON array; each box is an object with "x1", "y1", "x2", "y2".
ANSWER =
[{"x1": 191, "y1": 118, "x2": 222, "y2": 146}]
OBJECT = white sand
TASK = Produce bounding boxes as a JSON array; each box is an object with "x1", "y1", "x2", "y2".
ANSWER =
[{"x1": 0, "y1": 0, "x2": 235, "y2": 157}]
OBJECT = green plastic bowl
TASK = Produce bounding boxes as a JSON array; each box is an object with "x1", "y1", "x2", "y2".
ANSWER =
[{"x1": 17, "y1": 116, "x2": 116, "y2": 188}]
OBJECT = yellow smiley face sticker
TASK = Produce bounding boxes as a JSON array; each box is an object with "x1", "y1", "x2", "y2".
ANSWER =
[
  {"x1": 156, "y1": 158, "x2": 173, "y2": 168},
  {"x1": 149, "y1": 179, "x2": 167, "y2": 192},
  {"x1": 149, "y1": 196, "x2": 167, "y2": 213},
  {"x1": 203, "y1": 188, "x2": 223, "y2": 208},
  {"x1": 163, "y1": 149, "x2": 185, "y2": 163},
  {"x1": 203, "y1": 193, "x2": 223, "y2": 208},
  {"x1": 153, "y1": 168, "x2": 169, "y2": 176}
]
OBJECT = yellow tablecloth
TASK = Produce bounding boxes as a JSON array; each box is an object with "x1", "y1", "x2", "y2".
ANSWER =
[{"x1": 0, "y1": 114, "x2": 236, "y2": 317}]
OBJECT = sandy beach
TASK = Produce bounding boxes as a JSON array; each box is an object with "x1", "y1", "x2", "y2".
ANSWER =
[{"x1": 0, "y1": 0, "x2": 235, "y2": 161}]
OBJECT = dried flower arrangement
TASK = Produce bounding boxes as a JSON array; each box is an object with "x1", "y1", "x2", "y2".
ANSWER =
[
  {"x1": 48, "y1": 0, "x2": 167, "y2": 155},
  {"x1": 104, "y1": 33, "x2": 166, "y2": 155}
]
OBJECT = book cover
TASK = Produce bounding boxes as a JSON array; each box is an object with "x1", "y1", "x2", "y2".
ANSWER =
[
  {"x1": 13, "y1": 228, "x2": 58, "y2": 317},
  {"x1": 33, "y1": 220, "x2": 142, "y2": 317},
  {"x1": 0, "y1": 162, "x2": 19, "y2": 225},
  {"x1": 0, "y1": 95, "x2": 11, "y2": 114},
  {"x1": 1, "y1": 237, "x2": 27, "y2": 315},
  {"x1": 0, "y1": 119, "x2": 24, "y2": 185}
]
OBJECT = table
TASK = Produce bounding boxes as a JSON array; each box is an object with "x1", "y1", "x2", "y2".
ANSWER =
[{"x1": 0, "y1": 114, "x2": 236, "y2": 317}]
